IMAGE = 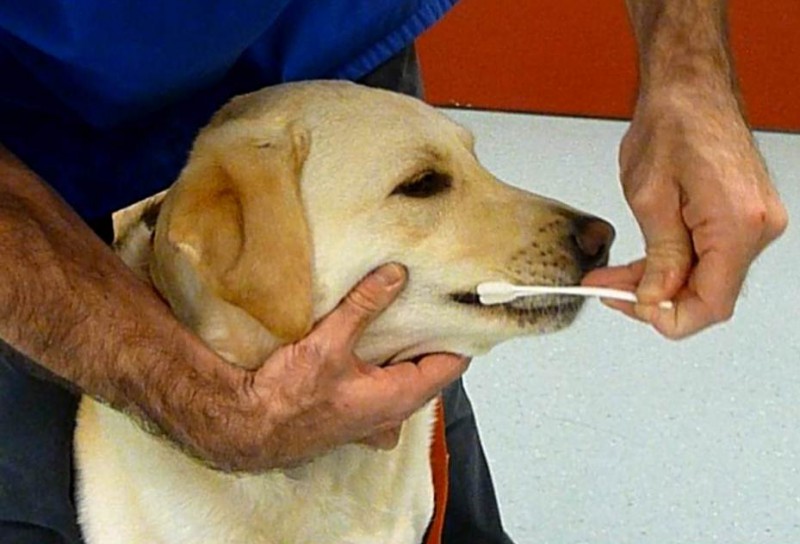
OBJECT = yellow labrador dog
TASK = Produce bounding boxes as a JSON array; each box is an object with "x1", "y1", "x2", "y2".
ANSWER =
[{"x1": 75, "y1": 81, "x2": 614, "y2": 544}]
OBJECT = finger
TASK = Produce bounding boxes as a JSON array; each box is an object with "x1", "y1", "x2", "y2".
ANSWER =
[
  {"x1": 373, "y1": 354, "x2": 470, "y2": 419},
  {"x1": 332, "y1": 354, "x2": 467, "y2": 444},
  {"x1": 583, "y1": 260, "x2": 679, "y2": 326},
  {"x1": 314, "y1": 263, "x2": 407, "y2": 351},
  {"x1": 649, "y1": 249, "x2": 747, "y2": 339},
  {"x1": 637, "y1": 231, "x2": 693, "y2": 307},
  {"x1": 592, "y1": 281, "x2": 649, "y2": 322},
  {"x1": 582, "y1": 260, "x2": 645, "y2": 320},
  {"x1": 581, "y1": 259, "x2": 646, "y2": 288},
  {"x1": 358, "y1": 424, "x2": 403, "y2": 450},
  {"x1": 629, "y1": 186, "x2": 694, "y2": 314},
  {"x1": 600, "y1": 298, "x2": 645, "y2": 321}
]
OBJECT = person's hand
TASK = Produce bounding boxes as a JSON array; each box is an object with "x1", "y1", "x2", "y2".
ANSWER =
[
  {"x1": 187, "y1": 263, "x2": 469, "y2": 472},
  {"x1": 583, "y1": 87, "x2": 788, "y2": 339}
]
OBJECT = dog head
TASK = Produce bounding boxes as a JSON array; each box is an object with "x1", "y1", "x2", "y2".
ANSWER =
[{"x1": 143, "y1": 81, "x2": 614, "y2": 368}]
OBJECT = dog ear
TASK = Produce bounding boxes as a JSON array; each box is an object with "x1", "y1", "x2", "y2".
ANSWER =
[{"x1": 155, "y1": 122, "x2": 313, "y2": 343}]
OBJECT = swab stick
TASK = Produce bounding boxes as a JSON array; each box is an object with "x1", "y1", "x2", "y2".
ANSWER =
[{"x1": 476, "y1": 281, "x2": 674, "y2": 309}]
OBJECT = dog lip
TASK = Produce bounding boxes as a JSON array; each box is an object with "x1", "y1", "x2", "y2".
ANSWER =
[
  {"x1": 379, "y1": 354, "x2": 424, "y2": 367},
  {"x1": 450, "y1": 292, "x2": 482, "y2": 305},
  {"x1": 449, "y1": 289, "x2": 585, "y2": 313}
]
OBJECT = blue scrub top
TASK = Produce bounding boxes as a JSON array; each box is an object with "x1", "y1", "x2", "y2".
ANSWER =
[{"x1": 0, "y1": 0, "x2": 456, "y2": 220}]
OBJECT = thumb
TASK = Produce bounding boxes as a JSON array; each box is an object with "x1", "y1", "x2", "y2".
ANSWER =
[
  {"x1": 359, "y1": 423, "x2": 404, "y2": 450},
  {"x1": 314, "y1": 263, "x2": 407, "y2": 351},
  {"x1": 630, "y1": 191, "x2": 693, "y2": 314}
]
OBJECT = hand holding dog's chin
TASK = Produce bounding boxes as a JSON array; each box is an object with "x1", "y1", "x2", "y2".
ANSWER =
[
  {"x1": 177, "y1": 264, "x2": 469, "y2": 473},
  {"x1": 582, "y1": 86, "x2": 787, "y2": 340}
]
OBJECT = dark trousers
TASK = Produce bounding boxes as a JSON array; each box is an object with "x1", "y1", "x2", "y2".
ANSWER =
[{"x1": 0, "y1": 46, "x2": 514, "y2": 544}]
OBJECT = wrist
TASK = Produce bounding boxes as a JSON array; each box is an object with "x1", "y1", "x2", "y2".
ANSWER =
[
  {"x1": 120, "y1": 328, "x2": 260, "y2": 464},
  {"x1": 634, "y1": 82, "x2": 743, "y2": 126}
]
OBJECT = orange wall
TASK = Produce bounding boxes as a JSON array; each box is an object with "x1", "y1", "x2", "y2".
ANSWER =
[{"x1": 418, "y1": 0, "x2": 800, "y2": 132}]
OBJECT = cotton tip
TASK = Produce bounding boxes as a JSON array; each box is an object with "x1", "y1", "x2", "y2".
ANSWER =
[{"x1": 475, "y1": 282, "x2": 519, "y2": 305}]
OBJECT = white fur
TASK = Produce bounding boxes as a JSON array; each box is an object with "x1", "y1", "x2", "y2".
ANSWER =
[{"x1": 77, "y1": 399, "x2": 436, "y2": 544}]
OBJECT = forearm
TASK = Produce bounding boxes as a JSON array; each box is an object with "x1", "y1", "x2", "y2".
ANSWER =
[
  {"x1": 0, "y1": 145, "x2": 247, "y2": 456},
  {"x1": 625, "y1": 0, "x2": 737, "y2": 98}
]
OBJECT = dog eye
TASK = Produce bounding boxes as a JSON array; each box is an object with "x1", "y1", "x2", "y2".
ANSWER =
[{"x1": 391, "y1": 171, "x2": 452, "y2": 199}]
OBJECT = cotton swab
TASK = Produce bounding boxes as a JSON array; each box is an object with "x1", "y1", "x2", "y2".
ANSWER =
[{"x1": 476, "y1": 281, "x2": 674, "y2": 309}]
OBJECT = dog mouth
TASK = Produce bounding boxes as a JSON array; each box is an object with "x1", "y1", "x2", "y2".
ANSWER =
[{"x1": 449, "y1": 288, "x2": 585, "y2": 321}]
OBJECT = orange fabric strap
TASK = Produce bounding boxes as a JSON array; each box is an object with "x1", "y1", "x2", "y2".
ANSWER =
[{"x1": 425, "y1": 398, "x2": 450, "y2": 544}]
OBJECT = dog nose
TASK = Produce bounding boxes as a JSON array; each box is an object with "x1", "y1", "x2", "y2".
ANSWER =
[{"x1": 570, "y1": 215, "x2": 615, "y2": 273}]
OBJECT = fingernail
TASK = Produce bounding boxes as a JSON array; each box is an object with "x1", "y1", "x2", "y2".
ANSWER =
[{"x1": 373, "y1": 263, "x2": 405, "y2": 287}]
